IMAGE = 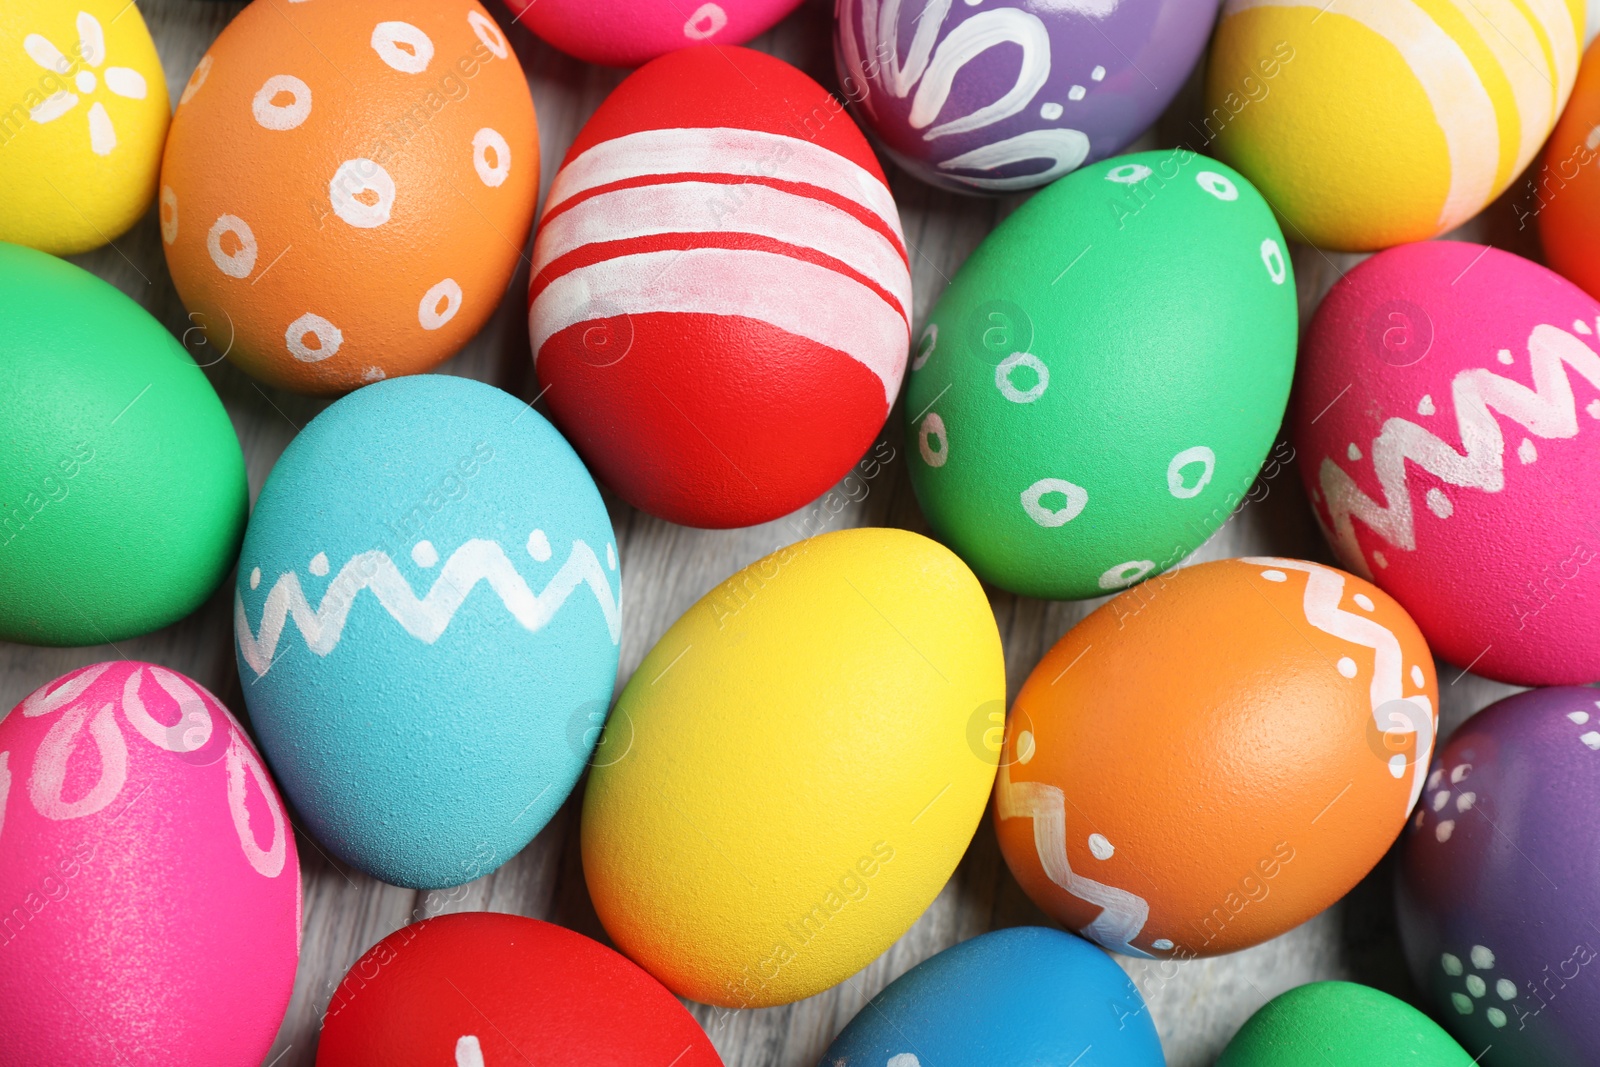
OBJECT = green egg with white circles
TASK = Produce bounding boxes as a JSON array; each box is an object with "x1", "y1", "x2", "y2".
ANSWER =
[{"x1": 906, "y1": 149, "x2": 1298, "y2": 600}]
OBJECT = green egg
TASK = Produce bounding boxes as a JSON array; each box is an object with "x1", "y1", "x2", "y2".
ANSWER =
[
  {"x1": 906, "y1": 149, "x2": 1298, "y2": 600},
  {"x1": 1217, "y1": 981, "x2": 1475, "y2": 1065},
  {"x1": 0, "y1": 243, "x2": 247, "y2": 645}
]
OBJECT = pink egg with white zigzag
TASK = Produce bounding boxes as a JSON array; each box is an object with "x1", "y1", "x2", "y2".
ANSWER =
[
  {"x1": 1294, "y1": 242, "x2": 1600, "y2": 686},
  {"x1": 0, "y1": 662, "x2": 300, "y2": 1065}
]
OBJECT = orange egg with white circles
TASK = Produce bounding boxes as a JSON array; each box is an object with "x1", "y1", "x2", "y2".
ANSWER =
[{"x1": 160, "y1": 0, "x2": 537, "y2": 395}]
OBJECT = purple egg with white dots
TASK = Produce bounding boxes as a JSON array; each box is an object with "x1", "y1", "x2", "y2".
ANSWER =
[
  {"x1": 1397, "y1": 687, "x2": 1600, "y2": 1067},
  {"x1": 834, "y1": 0, "x2": 1220, "y2": 194}
]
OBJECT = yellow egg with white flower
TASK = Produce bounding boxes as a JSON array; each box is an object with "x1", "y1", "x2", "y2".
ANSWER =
[{"x1": 0, "y1": 0, "x2": 169, "y2": 255}]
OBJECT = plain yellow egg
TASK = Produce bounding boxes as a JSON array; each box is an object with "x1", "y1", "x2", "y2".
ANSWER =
[
  {"x1": 582, "y1": 527, "x2": 1005, "y2": 1008},
  {"x1": 0, "y1": 0, "x2": 169, "y2": 254},
  {"x1": 1207, "y1": 0, "x2": 1582, "y2": 252}
]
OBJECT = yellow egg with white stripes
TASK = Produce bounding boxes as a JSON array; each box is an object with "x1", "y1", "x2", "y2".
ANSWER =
[
  {"x1": 581, "y1": 527, "x2": 1006, "y2": 1008},
  {"x1": 0, "y1": 0, "x2": 170, "y2": 255},
  {"x1": 1208, "y1": 0, "x2": 1582, "y2": 252}
]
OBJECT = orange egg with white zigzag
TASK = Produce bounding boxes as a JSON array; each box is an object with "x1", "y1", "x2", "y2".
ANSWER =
[
  {"x1": 160, "y1": 0, "x2": 536, "y2": 395},
  {"x1": 995, "y1": 557, "x2": 1437, "y2": 959}
]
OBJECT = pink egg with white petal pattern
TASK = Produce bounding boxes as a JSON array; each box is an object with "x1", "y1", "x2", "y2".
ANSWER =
[
  {"x1": 504, "y1": 0, "x2": 804, "y2": 67},
  {"x1": 0, "y1": 662, "x2": 300, "y2": 1066},
  {"x1": 1293, "y1": 242, "x2": 1600, "y2": 686}
]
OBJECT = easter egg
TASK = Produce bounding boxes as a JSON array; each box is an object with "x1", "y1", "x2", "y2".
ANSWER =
[
  {"x1": 506, "y1": 0, "x2": 804, "y2": 68},
  {"x1": 161, "y1": 0, "x2": 538, "y2": 395},
  {"x1": 1292, "y1": 242, "x2": 1600, "y2": 686},
  {"x1": 820, "y1": 927, "x2": 1164, "y2": 1066},
  {"x1": 995, "y1": 557, "x2": 1438, "y2": 958},
  {"x1": 1208, "y1": 0, "x2": 1583, "y2": 252},
  {"x1": 0, "y1": 662, "x2": 300, "y2": 1065},
  {"x1": 0, "y1": 0, "x2": 169, "y2": 255},
  {"x1": 1398, "y1": 687, "x2": 1600, "y2": 1066},
  {"x1": 1539, "y1": 39, "x2": 1600, "y2": 300},
  {"x1": 582, "y1": 527, "x2": 1004, "y2": 1007},
  {"x1": 836, "y1": 0, "x2": 1218, "y2": 193},
  {"x1": 234, "y1": 375, "x2": 620, "y2": 889},
  {"x1": 317, "y1": 912, "x2": 722, "y2": 1066},
  {"x1": 528, "y1": 46, "x2": 913, "y2": 529},
  {"x1": 906, "y1": 150, "x2": 1297, "y2": 600},
  {"x1": 0, "y1": 242, "x2": 247, "y2": 646},
  {"x1": 1217, "y1": 981, "x2": 1474, "y2": 1065}
]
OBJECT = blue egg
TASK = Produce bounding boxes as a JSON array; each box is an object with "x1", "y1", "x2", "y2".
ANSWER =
[
  {"x1": 821, "y1": 927, "x2": 1164, "y2": 1066},
  {"x1": 234, "y1": 376, "x2": 621, "y2": 889}
]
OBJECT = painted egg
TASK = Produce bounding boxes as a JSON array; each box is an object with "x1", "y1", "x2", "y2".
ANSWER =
[
  {"x1": 1209, "y1": 0, "x2": 1583, "y2": 252},
  {"x1": 161, "y1": 0, "x2": 538, "y2": 395},
  {"x1": 835, "y1": 0, "x2": 1218, "y2": 193},
  {"x1": 0, "y1": 662, "x2": 300, "y2": 1065},
  {"x1": 0, "y1": 242, "x2": 247, "y2": 646},
  {"x1": 506, "y1": 0, "x2": 803, "y2": 68},
  {"x1": 582, "y1": 527, "x2": 1003, "y2": 1007},
  {"x1": 0, "y1": 0, "x2": 169, "y2": 255},
  {"x1": 1539, "y1": 39, "x2": 1600, "y2": 301},
  {"x1": 820, "y1": 927, "x2": 1164, "y2": 1066},
  {"x1": 317, "y1": 912, "x2": 722, "y2": 1066},
  {"x1": 996, "y1": 557, "x2": 1438, "y2": 958},
  {"x1": 234, "y1": 375, "x2": 620, "y2": 889},
  {"x1": 1292, "y1": 242, "x2": 1600, "y2": 686},
  {"x1": 528, "y1": 45, "x2": 913, "y2": 529},
  {"x1": 906, "y1": 150, "x2": 1297, "y2": 600},
  {"x1": 1217, "y1": 981, "x2": 1474, "y2": 1065},
  {"x1": 1398, "y1": 687, "x2": 1600, "y2": 1066}
]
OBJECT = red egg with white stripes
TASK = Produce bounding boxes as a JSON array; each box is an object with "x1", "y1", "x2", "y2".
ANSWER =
[
  {"x1": 528, "y1": 45, "x2": 913, "y2": 529},
  {"x1": 1294, "y1": 242, "x2": 1600, "y2": 686}
]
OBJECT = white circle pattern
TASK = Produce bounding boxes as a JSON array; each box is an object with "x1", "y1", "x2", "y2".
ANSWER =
[
  {"x1": 207, "y1": 214, "x2": 257, "y2": 278},
  {"x1": 252, "y1": 74, "x2": 312, "y2": 130}
]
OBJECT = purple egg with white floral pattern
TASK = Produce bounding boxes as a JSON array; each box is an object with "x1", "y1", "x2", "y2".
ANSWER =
[
  {"x1": 834, "y1": 0, "x2": 1219, "y2": 194},
  {"x1": 1397, "y1": 687, "x2": 1600, "y2": 1067}
]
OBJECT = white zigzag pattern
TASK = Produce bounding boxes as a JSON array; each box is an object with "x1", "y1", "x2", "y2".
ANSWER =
[
  {"x1": 1245, "y1": 557, "x2": 1435, "y2": 813},
  {"x1": 1320, "y1": 324, "x2": 1600, "y2": 574},
  {"x1": 235, "y1": 538, "x2": 621, "y2": 678},
  {"x1": 995, "y1": 761, "x2": 1152, "y2": 958}
]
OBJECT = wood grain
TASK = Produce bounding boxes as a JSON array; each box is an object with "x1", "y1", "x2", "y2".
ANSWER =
[{"x1": 0, "y1": 2, "x2": 1534, "y2": 1064}]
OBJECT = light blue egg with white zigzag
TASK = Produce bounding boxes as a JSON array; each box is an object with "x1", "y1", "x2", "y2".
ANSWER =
[{"x1": 234, "y1": 375, "x2": 621, "y2": 889}]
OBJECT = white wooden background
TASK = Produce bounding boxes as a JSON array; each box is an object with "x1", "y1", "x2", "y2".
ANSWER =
[{"x1": 4, "y1": 1, "x2": 1577, "y2": 1063}]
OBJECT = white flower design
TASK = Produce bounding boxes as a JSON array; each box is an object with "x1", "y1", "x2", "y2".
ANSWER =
[{"x1": 23, "y1": 11, "x2": 147, "y2": 156}]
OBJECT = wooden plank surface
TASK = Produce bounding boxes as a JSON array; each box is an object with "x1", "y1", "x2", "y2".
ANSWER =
[{"x1": 0, "y1": 2, "x2": 1549, "y2": 1064}]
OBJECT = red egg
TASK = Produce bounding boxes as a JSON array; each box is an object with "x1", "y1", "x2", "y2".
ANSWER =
[
  {"x1": 527, "y1": 46, "x2": 912, "y2": 529},
  {"x1": 316, "y1": 912, "x2": 723, "y2": 1066}
]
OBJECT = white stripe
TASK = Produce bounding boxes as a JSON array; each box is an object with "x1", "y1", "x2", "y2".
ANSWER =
[
  {"x1": 530, "y1": 248, "x2": 908, "y2": 403},
  {"x1": 533, "y1": 181, "x2": 912, "y2": 323},
  {"x1": 1453, "y1": 0, "x2": 1554, "y2": 181},
  {"x1": 1522, "y1": 0, "x2": 1581, "y2": 100},
  {"x1": 1227, "y1": 0, "x2": 1500, "y2": 232},
  {"x1": 544, "y1": 127, "x2": 904, "y2": 248}
]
